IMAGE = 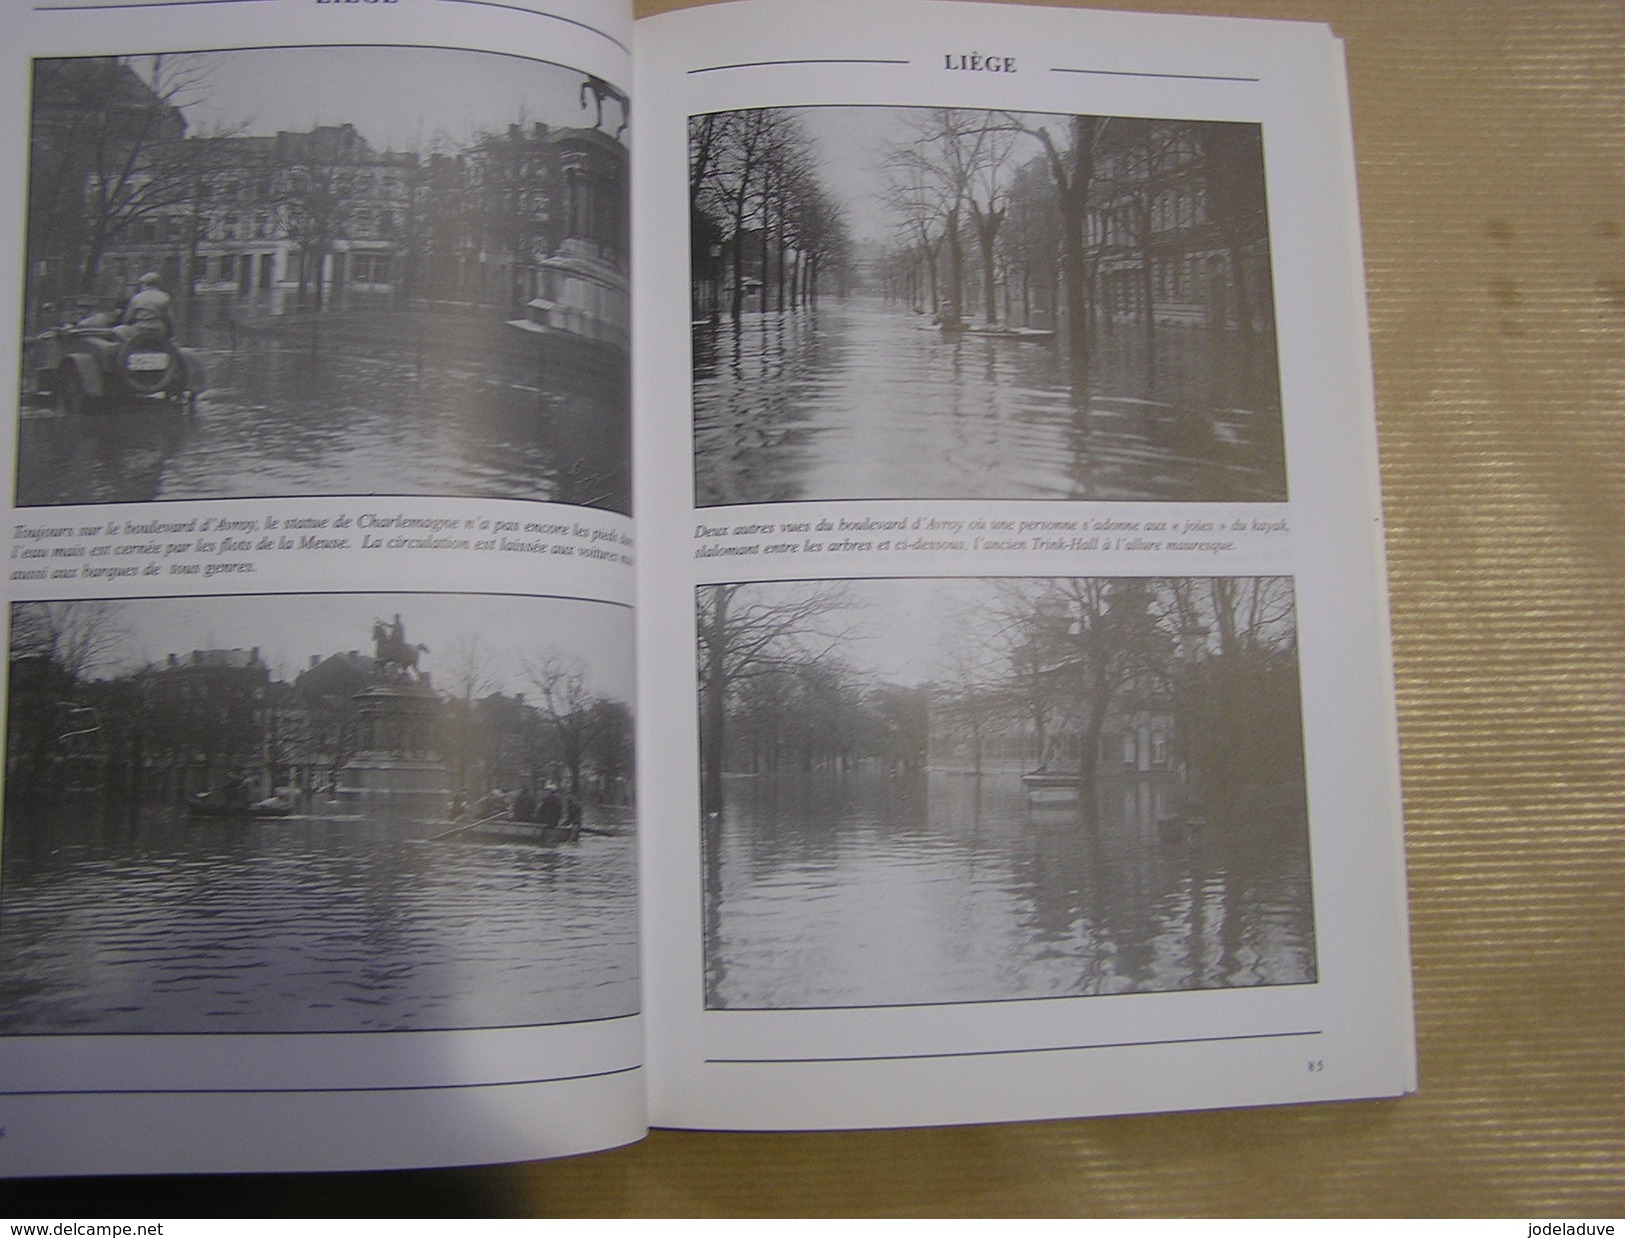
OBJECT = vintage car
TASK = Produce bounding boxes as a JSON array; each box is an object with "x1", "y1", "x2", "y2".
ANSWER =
[{"x1": 23, "y1": 303, "x2": 206, "y2": 414}]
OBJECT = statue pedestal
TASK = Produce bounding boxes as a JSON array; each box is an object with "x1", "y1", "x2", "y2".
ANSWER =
[{"x1": 333, "y1": 680, "x2": 448, "y2": 819}]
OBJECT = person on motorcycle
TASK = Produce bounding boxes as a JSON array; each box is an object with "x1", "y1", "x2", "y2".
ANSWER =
[{"x1": 121, "y1": 272, "x2": 175, "y2": 338}]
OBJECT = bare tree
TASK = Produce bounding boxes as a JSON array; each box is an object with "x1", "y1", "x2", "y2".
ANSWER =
[
  {"x1": 884, "y1": 110, "x2": 968, "y2": 326},
  {"x1": 709, "y1": 110, "x2": 783, "y2": 321},
  {"x1": 1190, "y1": 122, "x2": 1273, "y2": 358},
  {"x1": 583, "y1": 697, "x2": 634, "y2": 803},
  {"x1": 695, "y1": 581, "x2": 854, "y2": 816},
  {"x1": 996, "y1": 578, "x2": 1166, "y2": 819},
  {"x1": 1157, "y1": 577, "x2": 1301, "y2": 808},
  {"x1": 999, "y1": 156, "x2": 1061, "y2": 328},
  {"x1": 440, "y1": 634, "x2": 503, "y2": 802},
  {"x1": 11, "y1": 600, "x2": 130, "y2": 682},
  {"x1": 1005, "y1": 113, "x2": 1113, "y2": 386},
  {"x1": 274, "y1": 124, "x2": 372, "y2": 312},
  {"x1": 26, "y1": 55, "x2": 214, "y2": 314},
  {"x1": 882, "y1": 110, "x2": 1020, "y2": 328},
  {"x1": 879, "y1": 151, "x2": 949, "y2": 314},
  {"x1": 7, "y1": 602, "x2": 130, "y2": 806},
  {"x1": 522, "y1": 648, "x2": 603, "y2": 795},
  {"x1": 927, "y1": 597, "x2": 1012, "y2": 777}
]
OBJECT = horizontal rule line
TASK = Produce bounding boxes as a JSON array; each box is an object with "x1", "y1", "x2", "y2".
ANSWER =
[
  {"x1": 0, "y1": 1063, "x2": 640, "y2": 1099},
  {"x1": 37, "y1": 0, "x2": 273, "y2": 10},
  {"x1": 690, "y1": 58, "x2": 911, "y2": 75},
  {"x1": 435, "y1": 0, "x2": 630, "y2": 55},
  {"x1": 1051, "y1": 67, "x2": 1259, "y2": 83},
  {"x1": 708, "y1": 1029, "x2": 1322, "y2": 1065}
]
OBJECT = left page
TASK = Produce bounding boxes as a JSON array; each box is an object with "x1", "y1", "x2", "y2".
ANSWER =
[{"x1": 0, "y1": 0, "x2": 642, "y2": 1175}]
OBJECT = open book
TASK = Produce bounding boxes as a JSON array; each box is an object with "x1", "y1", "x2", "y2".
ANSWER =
[{"x1": 0, "y1": 0, "x2": 1415, "y2": 1176}]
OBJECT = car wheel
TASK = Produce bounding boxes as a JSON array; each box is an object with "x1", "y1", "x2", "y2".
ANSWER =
[{"x1": 56, "y1": 365, "x2": 86, "y2": 416}]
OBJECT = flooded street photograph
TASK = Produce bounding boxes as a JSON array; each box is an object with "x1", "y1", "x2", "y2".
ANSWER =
[
  {"x1": 697, "y1": 576, "x2": 1315, "y2": 1010},
  {"x1": 19, "y1": 46, "x2": 629, "y2": 512},
  {"x1": 19, "y1": 313, "x2": 628, "y2": 509},
  {"x1": 690, "y1": 106, "x2": 1284, "y2": 506},
  {"x1": 1, "y1": 593, "x2": 637, "y2": 1034},
  {"x1": 0, "y1": 809, "x2": 637, "y2": 1034},
  {"x1": 695, "y1": 297, "x2": 1284, "y2": 505},
  {"x1": 708, "y1": 768, "x2": 1314, "y2": 1009}
]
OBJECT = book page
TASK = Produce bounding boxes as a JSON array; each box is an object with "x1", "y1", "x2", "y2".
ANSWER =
[
  {"x1": 0, "y1": 0, "x2": 643, "y2": 1174},
  {"x1": 633, "y1": 0, "x2": 1415, "y2": 1129}
]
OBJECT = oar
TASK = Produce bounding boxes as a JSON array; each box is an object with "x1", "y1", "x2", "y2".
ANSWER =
[{"x1": 427, "y1": 810, "x2": 507, "y2": 842}]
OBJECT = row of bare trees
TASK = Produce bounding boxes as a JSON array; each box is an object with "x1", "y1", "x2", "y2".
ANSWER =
[
  {"x1": 3, "y1": 602, "x2": 632, "y2": 813},
  {"x1": 438, "y1": 637, "x2": 633, "y2": 806},
  {"x1": 689, "y1": 110, "x2": 852, "y2": 321},
  {"x1": 876, "y1": 109, "x2": 1271, "y2": 387},
  {"x1": 966, "y1": 576, "x2": 1302, "y2": 814},
  {"x1": 696, "y1": 576, "x2": 1301, "y2": 822}
]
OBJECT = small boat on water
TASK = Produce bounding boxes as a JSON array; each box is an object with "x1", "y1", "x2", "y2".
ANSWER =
[
  {"x1": 188, "y1": 783, "x2": 293, "y2": 819},
  {"x1": 1156, "y1": 812, "x2": 1208, "y2": 843},
  {"x1": 963, "y1": 325, "x2": 1055, "y2": 342},
  {"x1": 1021, "y1": 769, "x2": 1081, "y2": 804},
  {"x1": 437, "y1": 817, "x2": 581, "y2": 845},
  {"x1": 427, "y1": 788, "x2": 586, "y2": 845}
]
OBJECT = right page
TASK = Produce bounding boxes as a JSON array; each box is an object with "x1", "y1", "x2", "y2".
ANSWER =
[{"x1": 633, "y1": 0, "x2": 1415, "y2": 1129}]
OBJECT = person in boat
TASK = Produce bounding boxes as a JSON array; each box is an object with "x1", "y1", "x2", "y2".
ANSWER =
[
  {"x1": 562, "y1": 790, "x2": 583, "y2": 838},
  {"x1": 512, "y1": 783, "x2": 537, "y2": 824},
  {"x1": 538, "y1": 784, "x2": 563, "y2": 830}
]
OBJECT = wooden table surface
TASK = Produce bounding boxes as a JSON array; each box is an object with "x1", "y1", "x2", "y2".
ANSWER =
[{"x1": 11, "y1": 0, "x2": 1623, "y2": 1217}]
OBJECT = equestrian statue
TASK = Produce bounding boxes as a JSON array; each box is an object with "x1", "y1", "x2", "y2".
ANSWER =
[{"x1": 372, "y1": 614, "x2": 429, "y2": 680}]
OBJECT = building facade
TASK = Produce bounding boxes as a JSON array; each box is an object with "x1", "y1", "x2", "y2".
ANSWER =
[
  {"x1": 134, "y1": 647, "x2": 272, "y2": 805},
  {"x1": 1087, "y1": 119, "x2": 1275, "y2": 337},
  {"x1": 28, "y1": 57, "x2": 630, "y2": 335}
]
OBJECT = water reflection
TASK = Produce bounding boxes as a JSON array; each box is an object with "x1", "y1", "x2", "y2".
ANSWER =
[
  {"x1": 18, "y1": 313, "x2": 630, "y2": 512},
  {"x1": 705, "y1": 768, "x2": 1314, "y2": 1009},
  {"x1": 693, "y1": 299, "x2": 1285, "y2": 506},
  {"x1": 0, "y1": 801, "x2": 638, "y2": 1034}
]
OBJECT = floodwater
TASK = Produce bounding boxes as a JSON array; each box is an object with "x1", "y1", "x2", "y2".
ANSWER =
[
  {"x1": 17, "y1": 313, "x2": 630, "y2": 512},
  {"x1": 704, "y1": 768, "x2": 1315, "y2": 1010},
  {"x1": 0, "y1": 803, "x2": 638, "y2": 1035},
  {"x1": 693, "y1": 299, "x2": 1286, "y2": 506}
]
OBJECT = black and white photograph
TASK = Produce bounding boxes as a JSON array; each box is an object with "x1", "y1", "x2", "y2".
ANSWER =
[
  {"x1": 19, "y1": 46, "x2": 630, "y2": 511},
  {"x1": 691, "y1": 107, "x2": 1284, "y2": 506},
  {"x1": 0, "y1": 593, "x2": 636, "y2": 1035},
  {"x1": 697, "y1": 575, "x2": 1314, "y2": 1010}
]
